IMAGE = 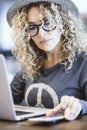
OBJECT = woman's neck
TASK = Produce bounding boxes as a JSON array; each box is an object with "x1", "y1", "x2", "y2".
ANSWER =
[{"x1": 44, "y1": 44, "x2": 63, "y2": 68}]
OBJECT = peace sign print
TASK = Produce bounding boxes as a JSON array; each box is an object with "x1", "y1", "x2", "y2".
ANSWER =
[{"x1": 25, "y1": 83, "x2": 59, "y2": 108}]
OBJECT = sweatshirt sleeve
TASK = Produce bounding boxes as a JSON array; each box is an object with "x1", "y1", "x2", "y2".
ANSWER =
[
  {"x1": 79, "y1": 55, "x2": 87, "y2": 115},
  {"x1": 10, "y1": 72, "x2": 26, "y2": 104}
]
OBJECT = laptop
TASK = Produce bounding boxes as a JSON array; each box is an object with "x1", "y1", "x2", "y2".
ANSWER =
[{"x1": 0, "y1": 54, "x2": 51, "y2": 121}]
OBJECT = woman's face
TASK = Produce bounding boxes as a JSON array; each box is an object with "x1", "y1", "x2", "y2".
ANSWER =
[{"x1": 27, "y1": 6, "x2": 62, "y2": 52}]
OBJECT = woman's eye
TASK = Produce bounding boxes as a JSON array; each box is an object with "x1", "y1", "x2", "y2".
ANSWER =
[
  {"x1": 29, "y1": 26, "x2": 36, "y2": 31},
  {"x1": 44, "y1": 22, "x2": 50, "y2": 26}
]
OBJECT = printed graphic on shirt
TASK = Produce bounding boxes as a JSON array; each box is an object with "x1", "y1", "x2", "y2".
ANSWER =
[{"x1": 25, "y1": 83, "x2": 59, "y2": 108}]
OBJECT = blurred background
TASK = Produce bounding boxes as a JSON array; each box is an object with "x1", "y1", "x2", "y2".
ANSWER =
[{"x1": 0, "y1": 0, "x2": 87, "y2": 82}]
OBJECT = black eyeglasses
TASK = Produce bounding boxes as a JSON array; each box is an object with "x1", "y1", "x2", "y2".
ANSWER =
[{"x1": 25, "y1": 17, "x2": 57, "y2": 37}]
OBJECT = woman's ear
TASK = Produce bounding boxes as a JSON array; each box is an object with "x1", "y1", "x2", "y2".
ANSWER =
[{"x1": 59, "y1": 24, "x2": 64, "y2": 33}]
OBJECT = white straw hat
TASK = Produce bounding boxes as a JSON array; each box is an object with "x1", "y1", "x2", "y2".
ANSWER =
[{"x1": 7, "y1": 0, "x2": 79, "y2": 27}]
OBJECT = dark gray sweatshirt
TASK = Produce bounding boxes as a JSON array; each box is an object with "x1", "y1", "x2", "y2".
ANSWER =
[{"x1": 11, "y1": 53, "x2": 87, "y2": 115}]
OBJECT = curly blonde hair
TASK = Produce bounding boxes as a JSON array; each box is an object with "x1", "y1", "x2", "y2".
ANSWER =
[{"x1": 12, "y1": 2, "x2": 87, "y2": 80}]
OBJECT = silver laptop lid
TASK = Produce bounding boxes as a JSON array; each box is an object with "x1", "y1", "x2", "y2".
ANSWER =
[{"x1": 0, "y1": 54, "x2": 16, "y2": 120}]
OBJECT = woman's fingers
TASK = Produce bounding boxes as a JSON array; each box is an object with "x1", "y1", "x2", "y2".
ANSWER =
[
  {"x1": 64, "y1": 99, "x2": 82, "y2": 120},
  {"x1": 46, "y1": 95, "x2": 70, "y2": 117},
  {"x1": 46, "y1": 95, "x2": 82, "y2": 120},
  {"x1": 46, "y1": 104, "x2": 64, "y2": 117}
]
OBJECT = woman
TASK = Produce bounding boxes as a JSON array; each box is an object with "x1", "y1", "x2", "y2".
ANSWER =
[{"x1": 7, "y1": 0, "x2": 87, "y2": 120}]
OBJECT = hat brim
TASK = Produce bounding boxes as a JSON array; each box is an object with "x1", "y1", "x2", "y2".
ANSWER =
[{"x1": 7, "y1": 0, "x2": 79, "y2": 27}]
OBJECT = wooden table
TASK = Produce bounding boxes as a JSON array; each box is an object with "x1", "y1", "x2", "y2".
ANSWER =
[{"x1": 0, "y1": 115, "x2": 87, "y2": 130}]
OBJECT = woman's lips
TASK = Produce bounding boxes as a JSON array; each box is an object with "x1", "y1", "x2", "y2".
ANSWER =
[{"x1": 40, "y1": 38, "x2": 52, "y2": 44}]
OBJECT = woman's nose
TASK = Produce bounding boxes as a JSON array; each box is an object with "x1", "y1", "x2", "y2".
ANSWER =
[{"x1": 38, "y1": 26, "x2": 47, "y2": 37}]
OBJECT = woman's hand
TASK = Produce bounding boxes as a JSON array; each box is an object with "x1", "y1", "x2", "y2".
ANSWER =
[{"x1": 46, "y1": 95, "x2": 82, "y2": 121}]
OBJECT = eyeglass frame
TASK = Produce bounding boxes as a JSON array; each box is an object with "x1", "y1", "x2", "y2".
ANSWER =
[{"x1": 25, "y1": 17, "x2": 57, "y2": 37}]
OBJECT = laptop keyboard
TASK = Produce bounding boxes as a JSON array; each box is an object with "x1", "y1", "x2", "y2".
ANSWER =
[{"x1": 16, "y1": 110, "x2": 33, "y2": 115}]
